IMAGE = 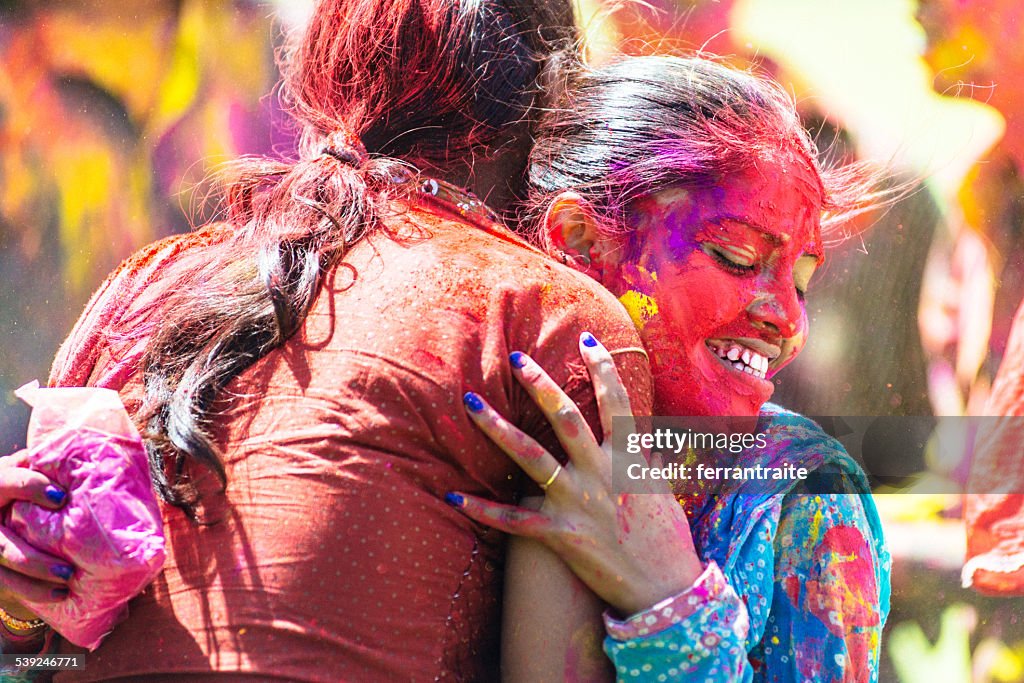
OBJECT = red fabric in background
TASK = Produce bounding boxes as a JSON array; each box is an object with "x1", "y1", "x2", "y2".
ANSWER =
[
  {"x1": 49, "y1": 202, "x2": 653, "y2": 681},
  {"x1": 965, "y1": 298, "x2": 1024, "y2": 595}
]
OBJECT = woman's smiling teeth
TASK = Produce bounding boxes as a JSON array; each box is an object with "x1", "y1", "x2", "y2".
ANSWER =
[{"x1": 707, "y1": 340, "x2": 771, "y2": 379}]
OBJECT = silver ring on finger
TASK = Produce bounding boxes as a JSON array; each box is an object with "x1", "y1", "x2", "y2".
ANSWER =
[{"x1": 539, "y1": 464, "x2": 563, "y2": 491}]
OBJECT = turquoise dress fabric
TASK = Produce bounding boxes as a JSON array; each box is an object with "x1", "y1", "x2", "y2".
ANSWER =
[{"x1": 605, "y1": 404, "x2": 891, "y2": 682}]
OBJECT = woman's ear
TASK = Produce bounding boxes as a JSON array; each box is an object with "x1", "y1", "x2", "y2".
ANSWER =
[{"x1": 544, "y1": 192, "x2": 613, "y2": 279}]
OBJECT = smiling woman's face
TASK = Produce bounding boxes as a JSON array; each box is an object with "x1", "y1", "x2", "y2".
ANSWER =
[{"x1": 602, "y1": 154, "x2": 824, "y2": 416}]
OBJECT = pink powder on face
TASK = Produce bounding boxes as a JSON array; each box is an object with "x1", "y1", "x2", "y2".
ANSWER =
[{"x1": 602, "y1": 153, "x2": 823, "y2": 416}]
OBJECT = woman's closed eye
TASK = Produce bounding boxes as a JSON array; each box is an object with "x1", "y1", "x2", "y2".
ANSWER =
[{"x1": 702, "y1": 243, "x2": 758, "y2": 275}]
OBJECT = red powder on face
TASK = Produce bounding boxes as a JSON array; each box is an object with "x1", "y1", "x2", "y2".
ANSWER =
[{"x1": 601, "y1": 153, "x2": 823, "y2": 416}]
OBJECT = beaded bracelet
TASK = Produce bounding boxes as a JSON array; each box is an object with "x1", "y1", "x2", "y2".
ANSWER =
[{"x1": 0, "y1": 606, "x2": 46, "y2": 637}]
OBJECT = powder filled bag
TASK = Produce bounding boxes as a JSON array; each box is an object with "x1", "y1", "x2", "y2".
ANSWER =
[{"x1": 8, "y1": 381, "x2": 165, "y2": 650}]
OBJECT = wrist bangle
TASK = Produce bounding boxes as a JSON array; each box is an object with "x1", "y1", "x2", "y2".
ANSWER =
[{"x1": 0, "y1": 606, "x2": 46, "y2": 634}]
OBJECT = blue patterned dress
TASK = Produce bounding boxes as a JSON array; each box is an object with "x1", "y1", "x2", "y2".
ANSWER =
[{"x1": 604, "y1": 405, "x2": 891, "y2": 682}]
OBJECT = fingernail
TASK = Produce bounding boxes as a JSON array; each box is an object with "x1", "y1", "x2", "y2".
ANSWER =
[
  {"x1": 444, "y1": 492, "x2": 465, "y2": 508},
  {"x1": 581, "y1": 332, "x2": 598, "y2": 348},
  {"x1": 50, "y1": 565, "x2": 74, "y2": 581},
  {"x1": 509, "y1": 351, "x2": 528, "y2": 369},
  {"x1": 44, "y1": 485, "x2": 66, "y2": 506},
  {"x1": 463, "y1": 392, "x2": 485, "y2": 413},
  {"x1": 51, "y1": 587, "x2": 70, "y2": 599}
]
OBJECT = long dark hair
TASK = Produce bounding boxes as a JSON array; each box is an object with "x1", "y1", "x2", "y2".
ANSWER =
[
  {"x1": 523, "y1": 55, "x2": 889, "y2": 249},
  {"x1": 135, "y1": 0, "x2": 576, "y2": 519}
]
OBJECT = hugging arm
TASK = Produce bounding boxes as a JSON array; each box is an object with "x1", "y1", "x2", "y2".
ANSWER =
[
  {"x1": 451, "y1": 335, "x2": 890, "y2": 681},
  {"x1": 450, "y1": 334, "x2": 749, "y2": 681},
  {"x1": 501, "y1": 531, "x2": 612, "y2": 681}
]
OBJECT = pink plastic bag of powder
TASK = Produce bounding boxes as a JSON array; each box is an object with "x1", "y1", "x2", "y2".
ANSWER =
[{"x1": 8, "y1": 381, "x2": 165, "y2": 650}]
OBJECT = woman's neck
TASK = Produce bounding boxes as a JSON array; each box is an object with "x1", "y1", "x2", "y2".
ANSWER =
[{"x1": 429, "y1": 122, "x2": 532, "y2": 216}]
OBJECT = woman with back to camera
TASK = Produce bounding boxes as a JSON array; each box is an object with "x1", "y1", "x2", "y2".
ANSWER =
[
  {"x1": 0, "y1": 1, "x2": 674, "y2": 680},
  {"x1": 451, "y1": 55, "x2": 891, "y2": 682}
]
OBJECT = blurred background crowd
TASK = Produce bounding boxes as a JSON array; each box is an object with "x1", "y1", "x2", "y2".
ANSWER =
[{"x1": 1, "y1": 1, "x2": 1022, "y2": 680}]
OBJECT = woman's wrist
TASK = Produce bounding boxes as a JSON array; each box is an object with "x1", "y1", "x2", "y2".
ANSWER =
[
  {"x1": 0, "y1": 623, "x2": 54, "y2": 661},
  {"x1": 1, "y1": 628, "x2": 51, "y2": 659},
  {"x1": 615, "y1": 557, "x2": 704, "y2": 617},
  {"x1": 0, "y1": 606, "x2": 46, "y2": 634},
  {"x1": 0, "y1": 606, "x2": 49, "y2": 650},
  {"x1": 604, "y1": 562, "x2": 732, "y2": 641}
]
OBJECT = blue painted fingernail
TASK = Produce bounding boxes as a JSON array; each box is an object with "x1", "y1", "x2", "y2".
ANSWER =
[
  {"x1": 51, "y1": 565, "x2": 74, "y2": 580},
  {"x1": 44, "y1": 485, "x2": 66, "y2": 506},
  {"x1": 581, "y1": 332, "x2": 598, "y2": 348},
  {"x1": 444, "y1": 492, "x2": 465, "y2": 508},
  {"x1": 509, "y1": 351, "x2": 528, "y2": 369},
  {"x1": 463, "y1": 392, "x2": 485, "y2": 413},
  {"x1": 51, "y1": 587, "x2": 70, "y2": 599}
]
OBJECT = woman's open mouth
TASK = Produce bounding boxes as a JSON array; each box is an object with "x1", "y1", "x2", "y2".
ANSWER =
[{"x1": 705, "y1": 338, "x2": 780, "y2": 381}]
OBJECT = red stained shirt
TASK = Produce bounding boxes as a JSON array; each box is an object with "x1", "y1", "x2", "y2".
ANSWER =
[{"x1": 49, "y1": 200, "x2": 653, "y2": 682}]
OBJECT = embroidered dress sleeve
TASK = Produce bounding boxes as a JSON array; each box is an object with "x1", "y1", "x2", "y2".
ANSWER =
[
  {"x1": 759, "y1": 491, "x2": 890, "y2": 683},
  {"x1": 602, "y1": 562, "x2": 753, "y2": 683}
]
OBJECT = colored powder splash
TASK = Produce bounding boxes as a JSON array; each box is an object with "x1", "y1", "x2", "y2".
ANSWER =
[{"x1": 618, "y1": 289, "x2": 659, "y2": 330}]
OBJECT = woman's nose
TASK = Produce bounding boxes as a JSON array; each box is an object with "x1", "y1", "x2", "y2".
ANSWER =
[{"x1": 746, "y1": 287, "x2": 802, "y2": 338}]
